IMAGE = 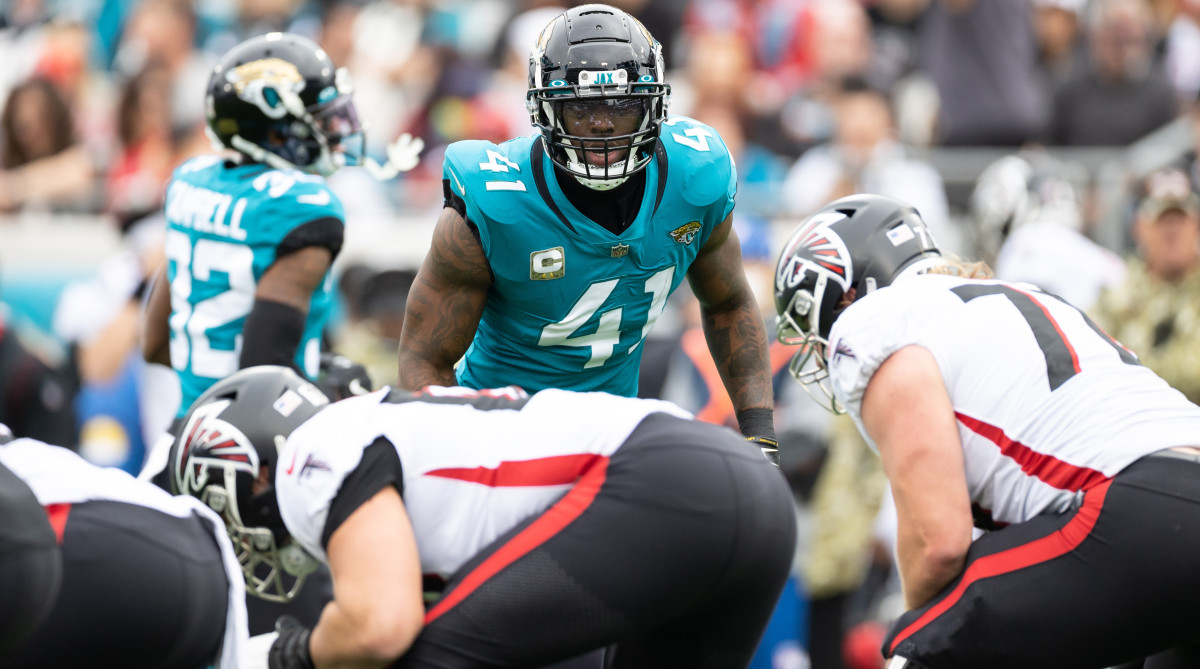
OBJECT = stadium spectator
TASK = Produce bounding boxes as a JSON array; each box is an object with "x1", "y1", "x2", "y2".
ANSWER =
[
  {"x1": 173, "y1": 366, "x2": 797, "y2": 669},
  {"x1": 0, "y1": 75, "x2": 94, "y2": 213},
  {"x1": 918, "y1": 0, "x2": 1050, "y2": 146},
  {"x1": 398, "y1": 4, "x2": 779, "y2": 462},
  {"x1": 108, "y1": 64, "x2": 180, "y2": 227},
  {"x1": 111, "y1": 0, "x2": 210, "y2": 139},
  {"x1": 1090, "y1": 167, "x2": 1200, "y2": 404},
  {"x1": 1051, "y1": 0, "x2": 1176, "y2": 145},
  {"x1": 774, "y1": 193, "x2": 1200, "y2": 668},
  {"x1": 781, "y1": 80, "x2": 960, "y2": 254},
  {"x1": 0, "y1": 432, "x2": 247, "y2": 668},
  {"x1": 1032, "y1": 0, "x2": 1086, "y2": 85}
]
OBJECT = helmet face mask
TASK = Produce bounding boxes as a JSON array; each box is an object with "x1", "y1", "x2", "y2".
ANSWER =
[
  {"x1": 526, "y1": 5, "x2": 670, "y2": 190},
  {"x1": 173, "y1": 366, "x2": 329, "y2": 602},
  {"x1": 773, "y1": 195, "x2": 945, "y2": 413},
  {"x1": 207, "y1": 33, "x2": 364, "y2": 177}
]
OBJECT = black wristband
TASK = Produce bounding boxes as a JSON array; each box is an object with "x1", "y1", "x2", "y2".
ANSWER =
[
  {"x1": 240, "y1": 298, "x2": 306, "y2": 371},
  {"x1": 269, "y1": 618, "x2": 315, "y2": 669},
  {"x1": 736, "y1": 407, "x2": 776, "y2": 441}
]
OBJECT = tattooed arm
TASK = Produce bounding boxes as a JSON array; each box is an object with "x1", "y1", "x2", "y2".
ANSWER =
[
  {"x1": 397, "y1": 207, "x2": 491, "y2": 389},
  {"x1": 687, "y1": 213, "x2": 775, "y2": 419}
]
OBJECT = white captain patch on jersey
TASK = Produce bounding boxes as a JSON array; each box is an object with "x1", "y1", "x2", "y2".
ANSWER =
[
  {"x1": 828, "y1": 273, "x2": 1200, "y2": 526},
  {"x1": 275, "y1": 388, "x2": 691, "y2": 576}
]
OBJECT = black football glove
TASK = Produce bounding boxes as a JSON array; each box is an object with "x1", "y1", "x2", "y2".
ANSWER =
[
  {"x1": 315, "y1": 352, "x2": 373, "y2": 402},
  {"x1": 746, "y1": 435, "x2": 780, "y2": 466},
  {"x1": 268, "y1": 616, "x2": 315, "y2": 669}
]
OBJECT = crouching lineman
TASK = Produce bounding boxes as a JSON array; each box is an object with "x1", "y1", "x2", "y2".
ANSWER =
[
  {"x1": 171, "y1": 365, "x2": 796, "y2": 668},
  {"x1": 0, "y1": 429, "x2": 246, "y2": 668},
  {"x1": 774, "y1": 194, "x2": 1200, "y2": 668}
]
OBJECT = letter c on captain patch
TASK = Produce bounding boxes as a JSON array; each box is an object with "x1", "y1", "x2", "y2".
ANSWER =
[{"x1": 530, "y1": 246, "x2": 565, "y2": 280}]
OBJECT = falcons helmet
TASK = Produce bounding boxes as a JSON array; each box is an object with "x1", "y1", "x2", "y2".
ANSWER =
[
  {"x1": 774, "y1": 195, "x2": 944, "y2": 412},
  {"x1": 172, "y1": 365, "x2": 328, "y2": 602}
]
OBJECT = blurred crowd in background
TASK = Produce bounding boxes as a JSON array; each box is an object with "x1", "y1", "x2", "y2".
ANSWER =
[{"x1": 3, "y1": 0, "x2": 1200, "y2": 668}]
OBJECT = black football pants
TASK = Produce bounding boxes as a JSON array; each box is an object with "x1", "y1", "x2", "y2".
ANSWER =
[
  {"x1": 885, "y1": 451, "x2": 1200, "y2": 669},
  {"x1": 3, "y1": 500, "x2": 229, "y2": 669},
  {"x1": 396, "y1": 412, "x2": 798, "y2": 669}
]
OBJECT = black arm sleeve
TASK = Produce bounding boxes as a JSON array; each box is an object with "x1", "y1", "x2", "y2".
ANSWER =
[
  {"x1": 277, "y1": 216, "x2": 344, "y2": 261},
  {"x1": 239, "y1": 298, "x2": 306, "y2": 371},
  {"x1": 321, "y1": 436, "x2": 405, "y2": 549}
]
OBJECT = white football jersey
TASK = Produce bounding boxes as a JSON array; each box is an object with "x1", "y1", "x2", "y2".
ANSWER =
[
  {"x1": 0, "y1": 438, "x2": 247, "y2": 669},
  {"x1": 827, "y1": 273, "x2": 1200, "y2": 525},
  {"x1": 275, "y1": 387, "x2": 692, "y2": 578}
]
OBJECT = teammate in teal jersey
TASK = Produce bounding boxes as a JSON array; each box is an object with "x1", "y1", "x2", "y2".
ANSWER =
[
  {"x1": 144, "y1": 32, "x2": 371, "y2": 417},
  {"x1": 398, "y1": 4, "x2": 779, "y2": 461}
]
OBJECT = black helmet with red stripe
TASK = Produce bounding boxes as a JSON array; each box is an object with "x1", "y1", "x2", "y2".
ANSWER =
[
  {"x1": 173, "y1": 365, "x2": 328, "y2": 602},
  {"x1": 773, "y1": 194, "x2": 944, "y2": 411}
]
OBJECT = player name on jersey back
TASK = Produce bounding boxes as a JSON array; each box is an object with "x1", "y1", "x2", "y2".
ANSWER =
[{"x1": 165, "y1": 180, "x2": 248, "y2": 240}]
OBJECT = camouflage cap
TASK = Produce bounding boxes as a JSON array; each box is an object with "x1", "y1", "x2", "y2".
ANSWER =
[{"x1": 1138, "y1": 168, "x2": 1200, "y2": 221}]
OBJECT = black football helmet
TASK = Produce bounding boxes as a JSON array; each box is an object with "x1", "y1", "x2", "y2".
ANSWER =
[
  {"x1": 206, "y1": 32, "x2": 364, "y2": 176},
  {"x1": 173, "y1": 365, "x2": 328, "y2": 602},
  {"x1": 526, "y1": 4, "x2": 670, "y2": 190},
  {"x1": 774, "y1": 195, "x2": 944, "y2": 412}
]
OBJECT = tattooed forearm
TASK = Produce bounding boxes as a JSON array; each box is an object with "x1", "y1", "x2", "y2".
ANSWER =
[
  {"x1": 397, "y1": 208, "x2": 491, "y2": 389},
  {"x1": 700, "y1": 299, "x2": 774, "y2": 413},
  {"x1": 690, "y1": 215, "x2": 774, "y2": 413}
]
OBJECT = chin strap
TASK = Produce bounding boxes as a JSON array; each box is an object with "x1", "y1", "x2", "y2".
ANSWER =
[{"x1": 364, "y1": 133, "x2": 425, "y2": 181}]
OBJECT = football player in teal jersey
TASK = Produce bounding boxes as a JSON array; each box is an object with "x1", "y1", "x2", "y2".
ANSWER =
[
  {"x1": 399, "y1": 4, "x2": 779, "y2": 462},
  {"x1": 144, "y1": 32, "x2": 362, "y2": 418}
]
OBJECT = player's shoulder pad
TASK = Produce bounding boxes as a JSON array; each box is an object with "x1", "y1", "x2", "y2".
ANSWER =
[
  {"x1": 170, "y1": 154, "x2": 224, "y2": 182},
  {"x1": 443, "y1": 136, "x2": 538, "y2": 223},
  {"x1": 248, "y1": 167, "x2": 345, "y2": 224},
  {"x1": 658, "y1": 116, "x2": 737, "y2": 208}
]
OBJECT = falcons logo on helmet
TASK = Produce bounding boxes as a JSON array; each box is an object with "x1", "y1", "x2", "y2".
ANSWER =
[
  {"x1": 776, "y1": 211, "x2": 853, "y2": 293},
  {"x1": 175, "y1": 399, "x2": 260, "y2": 497}
]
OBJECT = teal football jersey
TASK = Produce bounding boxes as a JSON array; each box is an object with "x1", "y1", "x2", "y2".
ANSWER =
[
  {"x1": 164, "y1": 156, "x2": 344, "y2": 416},
  {"x1": 443, "y1": 116, "x2": 737, "y2": 396}
]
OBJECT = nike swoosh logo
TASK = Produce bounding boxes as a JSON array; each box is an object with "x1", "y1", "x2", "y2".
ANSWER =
[{"x1": 285, "y1": 449, "x2": 299, "y2": 475}]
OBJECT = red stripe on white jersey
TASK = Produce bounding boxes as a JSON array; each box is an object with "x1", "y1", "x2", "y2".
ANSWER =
[
  {"x1": 423, "y1": 456, "x2": 610, "y2": 624},
  {"x1": 957, "y1": 412, "x2": 1109, "y2": 491},
  {"x1": 888, "y1": 478, "x2": 1113, "y2": 654},
  {"x1": 425, "y1": 453, "x2": 604, "y2": 487},
  {"x1": 44, "y1": 503, "x2": 71, "y2": 544}
]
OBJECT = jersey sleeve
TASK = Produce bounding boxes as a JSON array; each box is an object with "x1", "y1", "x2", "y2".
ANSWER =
[
  {"x1": 825, "y1": 289, "x2": 920, "y2": 451},
  {"x1": 249, "y1": 170, "x2": 346, "y2": 256},
  {"x1": 275, "y1": 397, "x2": 379, "y2": 563},
  {"x1": 319, "y1": 436, "x2": 404, "y2": 549},
  {"x1": 442, "y1": 137, "x2": 537, "y2": 258},
  {"x1": 660, "y1": 117, "x2": 738, "y2": 246}
]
